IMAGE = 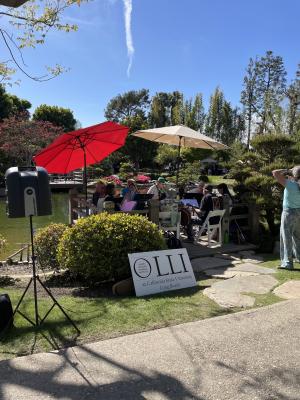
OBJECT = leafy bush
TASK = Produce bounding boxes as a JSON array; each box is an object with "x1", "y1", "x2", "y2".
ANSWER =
[
  {"x1": 119, "y1": 161, "x2": 135, "y2": 179},
  {"x1": 198, "y1": 174, "x2": 209, "y2": 182},
  {"x1": 57, "y1": 213, "x2": 166, "y2": 282},
  {"x1": 34, "y1": 223, "x2": 68, "y2": 270}
]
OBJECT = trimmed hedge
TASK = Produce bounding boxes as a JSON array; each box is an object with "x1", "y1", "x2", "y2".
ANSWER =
[
  {"x1": 34, "y1": 223, "x2": 68, "y2": 270},
  {"x1": 57, "y1": 213, "x2": 166, "y2": 282}
]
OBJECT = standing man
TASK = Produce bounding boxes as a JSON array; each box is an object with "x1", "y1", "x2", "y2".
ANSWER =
[{"x1": 272, "y1": 166, "x2": 300, "y2": 270}]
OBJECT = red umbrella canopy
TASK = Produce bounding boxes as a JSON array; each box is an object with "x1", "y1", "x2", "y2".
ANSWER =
[{"x1": 34, "y1": 121, "x2": 129, "y2": 174}]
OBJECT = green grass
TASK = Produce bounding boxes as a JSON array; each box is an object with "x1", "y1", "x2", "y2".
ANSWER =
[
  {"x1": 1, "y1": 255, "x2": 299, "y2": 361},
  {"x1": 0, "y1": 278, "x2": 234, "y2": 361},
  {"x1": 208, "y1": 175, "x2": 236, "y2": 186}
]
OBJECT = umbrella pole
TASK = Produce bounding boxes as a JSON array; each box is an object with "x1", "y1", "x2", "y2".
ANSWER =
[
  {"x1": 83, "y1": 149, "x2": 88, "y2": 215},
  {"x1": 176, "y1": 136, "x2": 182, "y2": 187}
]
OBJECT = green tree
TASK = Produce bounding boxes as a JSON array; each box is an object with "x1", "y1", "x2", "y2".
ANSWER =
[
  {"x1": 205, "y1": 87, "x2": 224, "y2": 140},
  {"x1": 0, "y1": 0, "x2": 88, "y2": 83},
  {"x1": 104, "y1": 89, "x2": 150, "y2": 122},
  {"x1": 192, "y1": 93, "x2": 205, "y2": 132},
  {"x1": 0, "y1": 84, "x2": 31, "y2": 120},
  {"x1": 33, "y1": 104, "x2": 76, "y2": 132},
  {"x1": 241, "y1": 57, "x2": 258, "y2": 148},
  {"x1": 286, "y1": 64, "x2": 300, "y2": 136},
  {"x1": 254, "y1": 51, "x2": 287, "y2": 134},
  {"x1": 229, "y1": 133, "x2": 300, "y2": 234}
]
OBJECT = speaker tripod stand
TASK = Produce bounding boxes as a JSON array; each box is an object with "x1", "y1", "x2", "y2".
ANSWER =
[{"x1": 13, "y1": 215, "x2": 80, "y2": 333}]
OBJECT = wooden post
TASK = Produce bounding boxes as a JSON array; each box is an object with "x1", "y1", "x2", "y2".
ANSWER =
[
  {"x1": 248, "y1": 201, "x2": 260, "y2": 243},
  {"x1": 69, "y1": 188, "x2": 78, "y2": 225},
  {"x1": 148, "y1": 199, "x2": 160, "y2": 225}
]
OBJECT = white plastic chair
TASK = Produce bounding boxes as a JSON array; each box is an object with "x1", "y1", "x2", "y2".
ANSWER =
[
  {"x1": 195, "y1": 209, "x2": 226, "y2": 247},
  {"x1": 159, "y1": 211, "x2": 181, "y2": 239}
]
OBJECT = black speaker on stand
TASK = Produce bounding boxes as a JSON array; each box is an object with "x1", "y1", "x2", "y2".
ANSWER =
[{"x1": 5, "y1": 166, "x2": 79, "y2": 333}]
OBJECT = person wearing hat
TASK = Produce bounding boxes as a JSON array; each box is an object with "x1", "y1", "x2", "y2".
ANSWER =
[
  {"x1": 272, "y1": 166, "x2": 300, "y2": 270},
  {"x1": 147, "y1": 177, "x2": 167, "y2": 200},
  {"x1": 122, "y1": 178, "x2": 138, "y2": 201}
]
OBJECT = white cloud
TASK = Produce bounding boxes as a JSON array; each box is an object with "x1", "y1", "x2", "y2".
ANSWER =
[{"x1": 123, "y1": 0, "x2": 134, "y2": 77}]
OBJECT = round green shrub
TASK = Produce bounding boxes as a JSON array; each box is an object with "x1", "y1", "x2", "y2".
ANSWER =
[
  {"x1": 57, "y1": 213, "x2": 166, "y2": 282},
  {"x1": 198, "y1": 174, "x2": 209, "y2": 182},
  {"x1": 34, "y1": 223, "x2": 68, "y2": 270}
]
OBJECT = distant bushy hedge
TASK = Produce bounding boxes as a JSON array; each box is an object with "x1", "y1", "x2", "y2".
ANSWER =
[
  {"x1": 34, "y1": 223, "x2": 68, "y2": 270},
  {"x1": 57, "y1": 213, "x2": 166, "y2": 282}
]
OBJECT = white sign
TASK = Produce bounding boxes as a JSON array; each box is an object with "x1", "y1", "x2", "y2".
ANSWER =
[{"x1": 128, "y1": 248, "x2": 197, "y2": 297}]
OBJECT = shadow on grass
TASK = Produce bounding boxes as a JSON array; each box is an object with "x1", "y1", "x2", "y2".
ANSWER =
[{"x1": 0, "y1": 275, "x2": 19, "y2": 286}]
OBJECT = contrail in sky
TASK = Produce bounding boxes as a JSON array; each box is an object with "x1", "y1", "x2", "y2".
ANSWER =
[{"x1": 123, "y1": 0, "x2": 134, "y2": 77}]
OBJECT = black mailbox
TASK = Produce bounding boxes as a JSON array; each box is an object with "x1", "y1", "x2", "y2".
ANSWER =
[{"x1": 5, "y1": 166, "x2": 52, "y2": 218}]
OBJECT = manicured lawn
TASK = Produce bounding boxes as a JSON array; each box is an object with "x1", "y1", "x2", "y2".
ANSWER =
[
  {"x1": 0, "y1": 277, "x2": 235, "y2": 361},
  {"x1": 208, "y1": 175, "x2": 236, "y2": 186},
  {"x1": 0, "y1": 255, "x2": 299, "y2": 361}
]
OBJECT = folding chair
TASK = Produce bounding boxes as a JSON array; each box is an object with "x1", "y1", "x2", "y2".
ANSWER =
[
  {"x1": 159, "y1": 211, "x2": 181, "y2": 239},
  {"x1": 195, "y1": 209, "x2": 226, "y2": 247}
]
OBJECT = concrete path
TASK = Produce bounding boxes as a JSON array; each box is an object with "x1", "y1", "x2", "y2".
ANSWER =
[{"x1": 0, "y1": 299, "x2": 299, "y2": 400}]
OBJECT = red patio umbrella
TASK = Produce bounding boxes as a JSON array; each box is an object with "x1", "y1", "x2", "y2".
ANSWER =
[{"x1": 34, "y1": 121, "x2": 129, "y2": 202}]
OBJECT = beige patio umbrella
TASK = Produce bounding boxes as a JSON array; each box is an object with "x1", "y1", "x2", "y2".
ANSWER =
[{"x1": 132, "y1": 125, "x2": 228, "y2": 185}]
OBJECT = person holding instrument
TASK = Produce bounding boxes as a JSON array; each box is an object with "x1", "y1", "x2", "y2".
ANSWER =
[{"x1": 272, "y1": 166, "x2": 300, "y2": 270}]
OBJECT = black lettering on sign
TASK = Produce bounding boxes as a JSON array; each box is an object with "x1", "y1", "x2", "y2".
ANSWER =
[
  {"x1": 133, "y1": 258, "x2": 152, "y2": 278},
  {"x1": 153, "y1": 255, "x2": 169, "y2": 277},
  {"x1": 166, "y1": 254, "x2": 182, "y2": 274},
  {"x1": 178, "y1": 253, "x2": 188, "y2": 272}
]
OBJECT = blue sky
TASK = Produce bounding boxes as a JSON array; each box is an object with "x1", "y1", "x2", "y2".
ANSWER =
[{"x1": 5, "y1": 0, "x2": 300, "y2": 127}]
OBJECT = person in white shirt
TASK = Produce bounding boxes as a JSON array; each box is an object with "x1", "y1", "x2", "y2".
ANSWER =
[{"x1": 147, "y1": 177, "x2": 166, "y2": 200}]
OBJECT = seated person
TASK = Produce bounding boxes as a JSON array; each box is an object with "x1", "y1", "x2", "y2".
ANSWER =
[
  {"x1": 197, "y1": 184, "x2": 214, "y2": 222},
  {"x1": 183, "y1": 184, "x2": 214, "y2": 242},
  {"x1": 184, "y1": 181, "x2": 205, "y2": 205},
  {"x1": 97, "y1": 183, "x2": 117, "y2": 212},
  {"x1": 147, "y1": 177, "x2": 167, "y2": 200},
  {"x1": 217, "y1": 183, "x2": 233, "y2": 210},
  {"x1": 188, "y1": 181, "x2": 205, "y2": 194},
  {"x1": 122, "y1": 179, "x2": 138, "y2": 201},
  {"x1": 92, "y1": 180, "x2": 106, "y2": 207}
]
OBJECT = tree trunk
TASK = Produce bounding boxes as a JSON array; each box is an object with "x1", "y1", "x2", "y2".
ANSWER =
[
  {"x1": 265, "y1": 208, "x2": 277, "y2": 236},
  {"x1": 247, "y1": 107, "x2": 252, "y2": 149}
]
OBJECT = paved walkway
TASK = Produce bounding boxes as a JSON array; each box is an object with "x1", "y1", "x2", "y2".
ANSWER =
[
  {"x1": 191, "y1": 251, "x2": 300, "y2": 307},
  {"x1": 0, "y1": 299, "x2": 299, "y2": 400}
]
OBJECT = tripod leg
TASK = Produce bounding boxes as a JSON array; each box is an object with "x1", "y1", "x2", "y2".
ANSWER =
[
  {"x1": 13, "y1": 278, "x2": 33, "y2": 316},
  {"x1": 37, "y1": 276, "x2": 80, "y2": 334}
]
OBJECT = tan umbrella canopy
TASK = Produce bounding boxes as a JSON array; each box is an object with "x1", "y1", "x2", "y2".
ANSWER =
[{"x1": 132, "y1": 125, "x2": 228, "y2": 184}]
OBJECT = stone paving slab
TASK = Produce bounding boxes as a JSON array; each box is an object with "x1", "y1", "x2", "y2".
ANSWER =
[
  {"x1": 204, "y1": 263, "x2": 275, "y2": 278},
  {"x1": 191, "y1": 256, "x2": 237, "y2": 272},
  {"x1": 203, "y1": 275, "x2": 278, "y2": 308},
  {"x1": 203, "y1": 268, "x2": 257, "y2": 279},
  {"x1": 273, "y1": 280, "x2": 300, "y2": 299},
  {"x1": 242, "y1": 256, "x2": 264, "y2": 264}
]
